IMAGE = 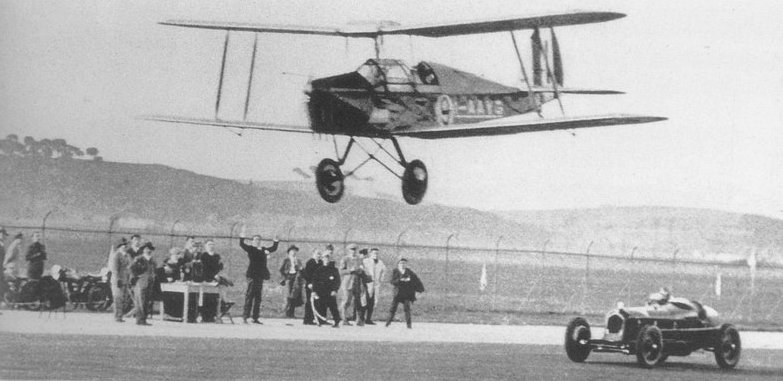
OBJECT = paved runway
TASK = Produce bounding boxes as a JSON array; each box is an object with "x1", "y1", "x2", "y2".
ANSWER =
[{"x1": 1, "y1": 310, "x2": 782, "y2": 380}]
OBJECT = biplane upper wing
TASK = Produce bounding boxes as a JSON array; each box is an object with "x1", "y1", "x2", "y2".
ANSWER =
[
  {"x1": 161, "y1": 11, "x2": 625, "y2": 38},
  {"x1": 391, "y1": 114, "x2": 667, "y2": 139}
]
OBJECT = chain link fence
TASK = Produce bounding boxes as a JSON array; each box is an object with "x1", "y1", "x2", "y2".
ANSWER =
[{"x1": 2, "y1": 214, "x2": 781, "y2": 326}]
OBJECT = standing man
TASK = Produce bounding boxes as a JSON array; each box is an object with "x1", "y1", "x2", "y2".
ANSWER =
[
  {"x1": 0, "y1": 228, "x2": 7, "y2": 274},
  {"x1": 239, "y1": 232, "x2": 279, "y2": 324},
  {"x1": 386, "y1": 258, "x2": 424, "y2": 329},
  {"x1": 3, "y1": 232, "x2": 22, "y2": 277},
  {"x1": 302, "y1": 249, "x2": 321, "y2": 325},
  {"x1": 182, "y1": 236, "x2": 197, "y2": 263},
  {"x1": 25, "y1": 232, "x2": 46, "y2": 280},
  {"x1": 313, "y1": 248, "x2": 341, "y2": 327},
  {"x1": 129, "y1": 242, "x2": 156, "y2": 326},
  {"x1": 279, "y1": 245, "x2": 303, "y2": 318},
  {"x1": 338, "y1": 243, "x2": 360, "y2": 325},
  {"x1": 127, "y1": 234, "x2": 142, "y2": 259},
  {"x1": 197, "y1": 239, "x2": 224, "y2": 322},
  {"x1": 108, "y1": 238, "x2": 132, "y2": 322},
  {"x1": 362, "y1": 248, "x2": 386, "y2": 325}
]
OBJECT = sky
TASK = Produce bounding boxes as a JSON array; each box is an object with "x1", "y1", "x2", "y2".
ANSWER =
[{"x1": 1, "y1": 0, "x2": 782, "y2": 218}]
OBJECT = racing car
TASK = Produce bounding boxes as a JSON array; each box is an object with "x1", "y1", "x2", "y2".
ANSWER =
[{"x1": 564, "y1": 289, "x2": 741, "y2": 369}]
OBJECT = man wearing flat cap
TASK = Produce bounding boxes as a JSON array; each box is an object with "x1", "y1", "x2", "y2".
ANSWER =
[
  {"x1": 129, "y1": 242, "x2": 157, "y2": 325},
  {"x1": 108, "y1": 238, "x2": 132, "y2": 322}
]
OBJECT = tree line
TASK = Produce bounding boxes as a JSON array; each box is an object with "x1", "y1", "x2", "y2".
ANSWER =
[{"x1": 0, "y1": 134, "x2": 101, "y2": 161}]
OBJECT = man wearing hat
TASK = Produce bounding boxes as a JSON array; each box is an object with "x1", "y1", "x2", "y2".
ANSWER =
[
  {"x1": 338, "y1": 243, "x2": 360, "y2": 325},
  {"x1": 108, "y1": 238, "x2": 132, "y2": 322},
  {"x1": 279, "y1": 245, "x2": 303, "y2": 318},
  {"x1": 362, "y1": 248, "x2": 386, "y2": 325},
  {"x1": 301, "y1": 248, "x2": 321, "y2": 325},
  {"x1": 3, "y1": 232, "x2": 23, "y2": 278},
  {"x1": 313, "y1": 247, "x2": 341, "y2": 327},
  {"x1": 129, "y1": 242, "x2": 157, "y2": 325},
  {"x1": 24, "y1": 232, "x2": 46, "y2": 280}
]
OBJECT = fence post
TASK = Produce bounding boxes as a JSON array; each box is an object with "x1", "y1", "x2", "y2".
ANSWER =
[
  {"x1": 582, "y1": 241, "x2": 593, "y2": 315},
  {"x1": 342, "y1": 227, "x2": 353, "y2": 251},
  {"x1": 444, "y1": 233, "x2": 457, "y2": 311},
  {"x1": 395, "y1": 228, "x2": 409, "y2": 259},
  {"x1": 108, "y1": 213, "x2": 122, "y2": 248},
  {"x1": 541, "y1": 239, "x2": 549, "y2": 262},
  {"x1": 168, "y1": 219, "x2": 181, "y2": 249},
  {"x1": 41, "y1": 209, "x2": 55, "y2": 241},
  {"x1": 670, "y1": 247, "x2": 679, "y2": 291},
  {"x1": 492, "y1": 235, "x2": 503, "y2": 311},
  {"x1": 628, "y1": 246, "x2": 637, "y2": 303}
]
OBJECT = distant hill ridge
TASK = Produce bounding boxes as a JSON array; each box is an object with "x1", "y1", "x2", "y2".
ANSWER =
[{"x1": 1, "y1": 156, "x2": 780, "y2": 262}]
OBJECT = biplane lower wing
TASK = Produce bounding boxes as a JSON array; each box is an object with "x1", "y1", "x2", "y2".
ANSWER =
[
  {"x1": 391, "y1": 114, "x2": 667, "y2": 139},
  {"x1": 142, "y1": 115, "x2": 312, "y2": 134}
]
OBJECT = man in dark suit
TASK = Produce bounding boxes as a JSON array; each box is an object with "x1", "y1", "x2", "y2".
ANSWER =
[
  {"x1": 386, "y1": 258, "x2": 424, "y2": 329},
  {"x1": 25, "y1": 232, "x2": 46, "y2": 280},
  {"x1": 239, "y1": 232, "x2": 278, "y2": 324},
  {"x1": 313, "y1": 249, "x2": 341, "y2": 327},
  {"x1": 302, "y1": 248, "x2": 321, "y2": 325}
]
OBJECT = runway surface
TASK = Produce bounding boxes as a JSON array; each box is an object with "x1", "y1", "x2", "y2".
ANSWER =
[{"x1": 1, "y1": 310, "x2": 781, "y2": 380}]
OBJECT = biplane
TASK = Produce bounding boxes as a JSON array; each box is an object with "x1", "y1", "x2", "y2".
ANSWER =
[{"x1": 146, "y1": 11, "x2": 666, "y2": 205}]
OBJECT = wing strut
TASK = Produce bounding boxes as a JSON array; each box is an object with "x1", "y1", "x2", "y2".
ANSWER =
[
  {"x1": 509, "y1": 31, "x2": 541, "y2": 117},
  {"x1": 215, "y1": 31, "x2": 230, "y2": 120},
  {"x1": 243, "y1": 33, "x2": 259, "y2": 121},
  {"x1": 532, "y1": 27, "x2": 565, "y2": 115}
]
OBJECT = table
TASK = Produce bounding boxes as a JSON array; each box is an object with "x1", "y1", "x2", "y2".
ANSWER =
[{"x1": 160, "y1": 281, "x2": 222, "y2": 323}]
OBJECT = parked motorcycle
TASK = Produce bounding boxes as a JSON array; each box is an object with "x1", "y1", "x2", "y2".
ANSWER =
[
  {"x1": 51, "y1": 265, "x2": 113, "y2": 311},
  {"x1": 3, "y1": 273, "x2": 66, "y2": 311}
]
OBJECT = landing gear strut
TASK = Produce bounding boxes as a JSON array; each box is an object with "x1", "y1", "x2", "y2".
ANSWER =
[{"x1": 314, "y1": 136, "x2": 428, "y2": 205}]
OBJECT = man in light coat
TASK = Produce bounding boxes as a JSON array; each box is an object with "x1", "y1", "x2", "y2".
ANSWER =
[
  {"x1": 362, "y1": 248, "x2": 386, "y2": 325},
  {"x1": 108, "y1": 238, "x2": 132, "y2": 322},
  {"x1": 338, "y1": 243, "x2": 360, "y2": 325}
]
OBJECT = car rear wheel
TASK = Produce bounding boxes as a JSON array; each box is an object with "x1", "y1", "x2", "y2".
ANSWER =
[
  {"x1": 565, "y1": 317, "x2": 591, "y2": 362},
  {"x1": 636, "y1": 325, "x2": 664, "y2": 368},
  {"x1": 714, "y1": 324, "x2": 741, "y2": 369}
]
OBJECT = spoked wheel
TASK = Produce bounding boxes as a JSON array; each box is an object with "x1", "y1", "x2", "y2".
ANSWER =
[
  {"x1": 564, "y1": 317, "x2": 592, "y2": 362},
  {"x1": 714, "y1": 324, "x2": 741, "y2": 369},
  {"x1": 401, "y1": 160, "x2": 428, "y2": 205},
  {"x1": 636, "y1": 325, "x2": 664, "y2": 368},
  {"x1": 86, "y1": 284, "x2": 112, "y2": 312},
  {"x1": 315, "y1": 158, "x2": 345, "y2": 203}
]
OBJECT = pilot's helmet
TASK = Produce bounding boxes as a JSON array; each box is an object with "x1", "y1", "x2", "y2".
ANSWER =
[{"x1": 648, "y1": 287, "x2": 671, "y2": 305}]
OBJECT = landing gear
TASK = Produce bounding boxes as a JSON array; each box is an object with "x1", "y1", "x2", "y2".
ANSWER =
[
  {"x1": 315, "y1": 158, "x2": 345, "y2": 203},
  {"x1": 314, "y1": 136, "x2": 428, "y2": 205},
  {"x1": 402, "y1": 160, "x2": 428, "y2": 205}
]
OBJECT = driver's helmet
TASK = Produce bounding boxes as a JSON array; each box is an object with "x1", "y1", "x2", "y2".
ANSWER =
[{"x1": 648, "y1": 287, "x2": 671, "y2": 305}]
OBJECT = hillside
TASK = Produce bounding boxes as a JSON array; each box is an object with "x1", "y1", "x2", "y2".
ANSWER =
[
  {"x1": 0, "y1": 156, "x2": 547, "y2": 247},
  {"x1": 497, "y1": 207, "x2": 783, "y2": 263},
  {"x1": 2, "y1": 156, "x2": 781, "y2": 262}
]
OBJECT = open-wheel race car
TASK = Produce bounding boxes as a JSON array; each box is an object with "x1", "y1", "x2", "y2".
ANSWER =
[{"x1": 564, "y1": 289, "x2": 741, "y2": 369}]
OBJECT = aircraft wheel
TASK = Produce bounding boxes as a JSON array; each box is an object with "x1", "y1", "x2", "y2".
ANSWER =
[
  {"x1": 714, "y1": 324, "x2": 741, "y2": 369},
  {"x1": 564, "y1": 317, "x2": 591, "y2": 362},
  {"x1": 401, "y1": 160, "x2": 428, "y2": 205},
  {"x1": 636, "y1": 325, "x2": 664, "y2": 368},
  {"x1": 315, "y1": 158, "x2": 345, "y2": 203}
]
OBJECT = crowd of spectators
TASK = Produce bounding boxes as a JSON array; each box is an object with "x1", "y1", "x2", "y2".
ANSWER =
[{"x1": 0, "y1": 226, "x2": 425, "y2": 329}]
